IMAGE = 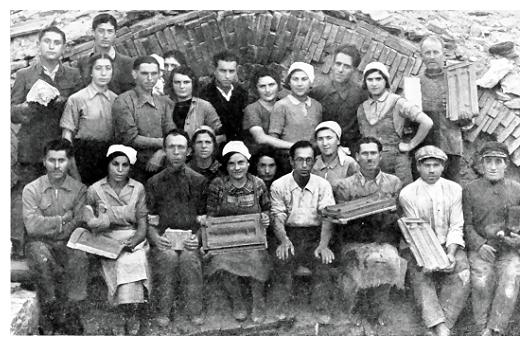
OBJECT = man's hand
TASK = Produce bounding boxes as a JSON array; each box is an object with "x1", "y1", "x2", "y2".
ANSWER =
[
  {"x1": 478, "y1": 244, "x2": 497, "y2": 263},
  {"x1": 152, "y1": 233, "x2": 172, "y2": 250},
  {"x1": 276, "y1": 238, "x2": 294, "y2": 261},
  {"x1": 458, "y1": 111, "x2": 474, "y2": 121},
  {"x1": 184, "y1": 234, "x2": 199, "y2": 250},
  {"x1": 398, "y1": 142, "x2": 412, "y2": 153},
  {"x1": 62, "y1": 210, "x2": 74, "y2": 224},
  {"x1": 314, "y1": 245, "x2": 334, "y2": 264},
  {"x1": 260, "y1": 213, "x2": 270, "y2": 229},
  {"x1": 196, "y1": 215, "x2": 207, "y2": 227},
  {"x1": 146, "y1": 149, "x2": 166, "y2": 172},
  {"x1": 440, "y1": 252, "x2": 456, "y2": 273},
  {"x1": 501, "y1": 233, "x2": 520, "y2": 249}
]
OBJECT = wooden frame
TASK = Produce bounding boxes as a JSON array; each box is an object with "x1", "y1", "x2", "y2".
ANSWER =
[
  {"x1": 322, "y1": 196, "x2": 397, "y2": 224},
  {"x1": 445, "y1": 62, "x2": 480, "y2": 122}
]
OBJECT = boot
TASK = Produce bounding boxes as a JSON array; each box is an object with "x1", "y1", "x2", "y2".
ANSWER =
[
  {"x1": 250, "y1": 280, "x2": 266, "y2": 323},
  {"x1": 222, "y1": 273, "x2": 247, "y2": 321}
]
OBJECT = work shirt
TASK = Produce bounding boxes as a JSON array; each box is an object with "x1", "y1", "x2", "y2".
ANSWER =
[
  {"x1": 77, "y1": 47, "x2": 135, "y2": 95},
  {"x1": 270, "y1": 173, "x2": 335, "y2": 228},
  {"x1": 146, "y1": 165, "x2": 207, "y2": 233},
  {"x1": 60, "y1": 83, "x2": 117, "y2": 141},
  {"x1": 22, "y1": 175, "x2": 87, "y2": 242},
  {"x1": 269, "y1": 94, "x2": 322, "y2": 143},
  {"x1": 463, "y1": 177, "x2": 520, "y2": 251},
  {"x1": 11, "y1": 61, "x2": 82, "y2": 163},
  {"x1": 311, "y1": 77, "x2": 368, "y2": 149},
  {"x1": 335, "y1": 170, "x2": 402, "y2": 204},
  {"x1": 420, "y1": 70, "x2": 463, "y2": 156},
  {"x1": 399, "y1": 177, "x2": 465, "y2": 248},
  {"x1": 170, "y1": 96, "x2": 223, "y2": 140},
  {"x1": 242, "y1": 99, "x2": 274, "y2": 154},
  {"x1": 312, "y1": 148, "x2": 359, "y2": 190},
  {"x1": 112, "y1": 87, "x2": 175, "y2": 168}
]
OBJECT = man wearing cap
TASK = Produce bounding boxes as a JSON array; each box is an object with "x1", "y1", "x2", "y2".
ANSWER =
[
  {"x1": 112, "y1": 55, "x2": 175, "y2": 184},
  {"x1": 399, "y1": 145, "x2": 470, "y2": 336},
  {"x1": 270, "y1": 140, "x2": 335, "y2": 324},
  {"x1": 312, "y1": 121, "x2": 359, "y2": 191},
  {"x1": 463, "y1": 141, "x2": 519, "y2": 336},
  {"x1": 145, "y1": 129, "x2": 207, "y2": 327},
  {"x1": 311, "y1": 44, "x2": 368, "y2": 153},
  {"x1": 333, "y1": 136, "x2": 404, "y2": 332},
  {"x1": 419, "y1": 35, "x2": 475, "y2": 183},
  {"x1": 358, "y1": 62, "x2": 433, "y2": 186}
]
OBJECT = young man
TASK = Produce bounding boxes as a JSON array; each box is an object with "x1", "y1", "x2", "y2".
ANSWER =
[
  {"x1": 399, "y1": 145, "x2": 470, "y2": 336},
  {"x1": 312, "y1": 121, "x2": 359, "y2": 191},
  {"x1": 463, "y1": 141, "x2": 519, "y2": 336},
  {"x1": 311, "y1": 44, "x2": 368, "y2": 153},
  {"x1": 419, "y1": 35, "x2": 475, "y2": 183},
  {"x1": 22, "y1": 139, "x2": 88, "y2": 334},
  {"x1": 199, "y1": 50, "x2": 248, "y2": 142},
  {"x1": 11, "y1": 26, "x2": 82, "y2": 256},
  {"x1": 333, "y1": 137, "x2": 404, "y2": 333},
  {"x1": 77, "y1": 13, "x2": 135, "y2": 94},
  {"x1": 146, "y1": 129, "x2": 208, "y2": 327},
  {"x1": 112, "y1": 55, "x2": 175, "y2": 184},
  {"x1": 270, "y1": 141, "x2": 336, "y2": 324}
]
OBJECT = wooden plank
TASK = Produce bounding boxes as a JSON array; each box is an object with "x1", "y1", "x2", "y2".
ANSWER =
[
  {"x1": 466, "y1": 98, "x2": 496, "y2": 142},
  {"x1": 358, "y1": 39, "x2": 377, "y2": 71},
  {"x1": 201, "y1": 21, "x2": 217, "y2": 55},
  {"x1": 306, "y1": 43, "x2": 318, "y2": 63},
  {"x1": 145, "y1": 35, "x2": 163, "y2": 55},
  {"x1": 123, "y1": 39, "x2": 139, "y2": 57},
  {"x1": 486, "y1": 108, "x2": 510, "y2": 134},
  {"x1": 326, "y1": 24, "x2": 339, "y2": 47},
  {"x1": 384, "y1": 35, "x2": 417, "y2": 56},
  {"x1": 335, "y1": 26, "x2": 346, "y2": 45},
  {"x1": 341, "y1": 29, "x2": 354, "y2": 45},
  {"x1": 378, "y1": 46, "x2": 391, "y2": 66},
  {"x1": 114, "y1": 42, "x2": 128, "y2": 56},
  {"x1": 482, "y1": 102, "x2": 502, "y2": 134},
  {"x1": 504, "y1": 136, "x2": 519, "y2": 154},
  {"x1": 155, "y1": 31, "x2": 169, "y2": 53},
  {"x1": 385, "y1": 48, "x2": 398, "y2": 66},
  {"x1": 262, "y1": 31, "x2": 276, "y2": 64},
  {"x1": 133, "y1": 38, "x2": 147, "y2": 56},
  {"x1": 388, "y1": 52, "x2": 403, "y2": 83},
  {"x1": 321, "y1": 22, "x2": 333, "y2": 41},
  {"x1": 478, "y1": 89, "x2": 490, "y2": 107},
  {"x1": 224, "y1": 13, "x2": 236, "y2": 33},
  {"x1": 271, "y1": 11, "x2": 283, "y2": 32},
  {"x1": 497, "y1": 116, "x2": 520, "y2": 142},
  {"x1": 313, "y1": 39, "x2": 326, "y2": 62},
  {"x1": 373, "y1": 41, "x2": 385, "y2": 61},
  {"x1": 321, "y1": 54, "x2": 334, "y2": 74},
  {"x1": 410, "y1": 56, "x2": 424, "y2": 76},
  {"x1": 501, "y1": 109, "x2": 516, "y2": 127},
  {"x1": 163, "y1": 27, "x2": 178, "y2": 51},
  {"x1": 272, "y1": 31, "x2": 289, "y2": 63},
  {"x1": 511, "y1": 124, "x2": 520, "y2": 138},
  {"x1": 355, "y1": 27, "x2": 375, "y2": 44}
]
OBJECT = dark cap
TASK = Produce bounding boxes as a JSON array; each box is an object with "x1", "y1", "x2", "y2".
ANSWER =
[{"x1": 479, "y1": 141, "x2": 509, "y2": 159}]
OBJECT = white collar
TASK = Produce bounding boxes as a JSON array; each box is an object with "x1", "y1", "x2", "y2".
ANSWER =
[
  {"x1": 216, "y1": 84, "x2": 234, "y2": 101},
  {"x1": 287, "y1": 94, "x2": 312, "y2": 107}
]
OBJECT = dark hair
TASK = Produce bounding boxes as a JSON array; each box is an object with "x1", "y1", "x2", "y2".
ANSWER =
[
  {"x1": 220, "y1": 151, "x2": 249, "y2": 174},
  {"x1": 162, "y1": 50, "x2": 187, "y2": 67},
  {"x1": 165, "y1": 65, "x2": 198, "y2": 100},
  {"x1": 38, "y1": 26, "x2": 66, "y2": 44},
  {"x1": 289, "y1": 140, "x2": 315, "y2": 159},
  {"x1": 163, "y1": 129, "x2": 190, "y2": 148},
  {"x1": 132, "y1": 56, "x2": 160, "y2": 71},
  {"x1": 212, "y1": 50, "x2": 239, "y2": 68},
  {"x1": 250, "y1": 147, "x2": 279, "y2": 177},
  {"x1": 251, "y1": 66, "x2": 281, "y2": 95},
  {"x1": 43, "y1": 138, "x2": 73, "y2": 158},
  {"x1": 355, "y1": 136, "x2": 383, "y2": 154},
  {"x1": 92, "y1": 13, "x2": 118, "y2": 31},
  {"x1": 334, "y1": 44, "x2": 361, "y2": 68},
  {"x1": 87, "y1": 53, "x2": 114, "y2": 79},
  {"x1": 419, "y1": 34, "x2": 445, "y2": 51},
  {"x1": 191, "y1": 128, "x2": 217, "y2": 157},
  {"x1": 362, "y1": 68, "x2": 390, "y2": 90},
  {"x1": 106, "y1": 151, "x2": 130, "y2": 166}
]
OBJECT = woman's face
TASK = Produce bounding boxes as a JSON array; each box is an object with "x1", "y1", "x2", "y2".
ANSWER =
[
  {"x1": 91, "y1": 58, "x2": 113, "y2": 87},
  {"x1": 256, "y1": 76, "x2": 278, "y2": 102},
  {"x1": 289, "y1": 70, "x2": 311, "y2": 98},
  {"x1": 226, "y1": 153, "x2": 249, "y2": 181},
  {"x1": 172, "y1": 73, "x2": 193, "y2": 100},
  {"x1": 256, "y1": 155, "x2": 277, "y2": 183},
  {"x1": 193, "y1": 133, "x2": 215, "y2": 160},
  {"x1": 108, "y1": 155, "x2": 130, "y2": 183},
  {"x1": 365, "y1": 70, "x2": 387, "y2": 98}
]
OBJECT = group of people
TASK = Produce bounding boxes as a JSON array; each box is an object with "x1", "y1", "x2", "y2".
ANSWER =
[{"x1": 11, "y1": 13, "x2": 519, "y2": 336}]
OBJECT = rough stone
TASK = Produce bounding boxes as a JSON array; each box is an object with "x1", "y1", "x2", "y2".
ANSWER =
[
  {"x1": 501, "y1": 72, "x2": 520, "y2": 96},
  {"x1": 476, "y1": 58, "x2": 514, "y2": 88},
  {"x1": 469, "y1": 23, "x2": 484, "y2": 37},
  {"x1": 11, "y1": 283, "x2": 39, "y2": 335},
  {"x1": 489, "y1": 41, "x2": 515, "y2": 56},
  {"x1": 504, "y1": 98, "x2": 520, "y2": 110}
]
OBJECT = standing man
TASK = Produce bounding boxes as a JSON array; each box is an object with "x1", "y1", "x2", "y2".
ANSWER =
[
  {"x1": 334, "y1": 137, "x2": 404, "y2": 332},
  {"x1": 418, "y1": 34, "x2": 475, "y2": 183},
  {"x1": 22, "y1": 139, "x2": 88, "y2": 334},
  {"x1": 270, "y1": 141, "x2": 336, "y2": 324},
  {"x1": 146, "y1": 129, "x2": 207, "y2": 327},
  {"x1": 112, "y1": 55, "x2": 175, "y2": 183},
  {"x1": 463, "y1": 142, "x2": 519, "y2": 336},
  {"x1": 399, "y1": 145, "x2": 470, "y2": 336},
  {"x1": 311, "y1": 44, "x2": 368, "y2": 153},
  {"x1": 11, "y1": 26, "x2": 82, "y2": 256},
  {"x1": 199, "y1": 50, "x2": 248, "y2": 142},
  {"x1": 77, "y1": 13, "x2": 135, "y2": 95}
]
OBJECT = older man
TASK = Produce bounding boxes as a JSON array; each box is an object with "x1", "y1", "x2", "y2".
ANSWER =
[
  {"x1": 270, "y1": 140, "x2": 336, "y2": 324},
  {"x1": 463, "y1": 142, "x2": 519, "y2": 336},
  {"x1": 311, "y1": 44, "x2": 368, "y2": 153},
  {"x1": 23, "y1": 139, "x2": 88, "y2": 334},
  {"x1": 399, "y1": 145, "x2": 470, "y2": 336},
  {"x1": 112, "y1": 55, "x2": 175, "y2": 183}
]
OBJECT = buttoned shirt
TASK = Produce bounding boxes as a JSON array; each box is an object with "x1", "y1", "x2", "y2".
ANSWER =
[
  {"x1": 60, "y1": 83, "x2": 117, "y2": 141},
  {"x1": 463, "y1": 177, "x2": 520, "y2": 251},
  {"x1": 335, "y1": 170, "x2": 402, "y2": 204},
  {"x1": 112, "y1": 87, "x2": 175, "y2": 168},
  {"x1": 42, "y1": 63, "x2": 60, "y2": 80},
  {"x1": 312, "y1": 148, "x2": 359, "y2": 190},
  {"x1": 146, "y1": 165, "x2": 207, "y2": 233},
  {"x1": 399, "y1": 177, "x2": 465, "y2": 248},
  {"x1": 22, "y1": 175, "x2": 87, "y2": 241},
  {"x1": 270, "y1": 173, "x2": 335, "y2": 228}
]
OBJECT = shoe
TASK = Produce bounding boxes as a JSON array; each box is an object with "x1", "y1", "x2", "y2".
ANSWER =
[{"x1": 155, "y1": 316, "x2": 170, "y2": 328}]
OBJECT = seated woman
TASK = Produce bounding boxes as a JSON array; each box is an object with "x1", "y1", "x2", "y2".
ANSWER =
[
  {"x1": 81, "y1": 144, "x2": 151, "y2": 335},
  {"x1": 243, "y1": 66, "x2": 293, "y2": 154},
  {"x1": 187, "y1": 125, "x2": 222, "y2": 182},
  {"x1": 268, "y1": 62, "x2": 322, "y2": 174},
  {"x1": 166, "y1": 65, "x2": 226, "y2": 144},
  {"x1": 60, "y1": 53, "x2": 117, "y2": 185},
  {"x1": 203, "y1": 141, "x2": 271, "y2": 323}
]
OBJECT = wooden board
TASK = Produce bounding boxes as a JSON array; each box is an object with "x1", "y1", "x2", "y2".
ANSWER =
[
  {"x1": 322, "y1": 196, "x2": 397, "y2": 224},
  {"x1": 445, "y1": 62, "x2": 480, "y2": 121}
]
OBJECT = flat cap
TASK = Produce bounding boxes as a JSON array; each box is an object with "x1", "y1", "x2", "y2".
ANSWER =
[
  {"x1": 415, "y1": 145, "x2": 448, "y2": 162},
  {"x1": 479, "y1": 141, "x2": 509, "y2": 159}
]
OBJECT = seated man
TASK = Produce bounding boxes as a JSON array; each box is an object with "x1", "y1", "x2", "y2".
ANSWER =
[
  {"x1": 399, "y1": 145, "x2": 470, "y2": 336},
  {"x1": 22, "y1": 139, "x2": 88, "y2": 334},
  {"x1": 463, "y1": 141, "x2": 520, "y2": 336},
  {"x1": 334, "y1": 137, "x2": 405, "y2": 330},
  {"x1": 270, "y1": 140, "x2": 336, "y2": 324},
  {"x1": 146, "y1": 129, "x2": 208, "y2": 327}
]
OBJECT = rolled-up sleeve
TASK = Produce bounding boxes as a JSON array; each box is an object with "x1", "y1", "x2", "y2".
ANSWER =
[
  {"x1": 60, "y1": 96, "x2": 80, "y2": 132},
  {"x1": 270, "y1": 181, "x2": 288, "y2": 225},
  {"x1": 317, "y1": 180, "x2": 335, "y2": 212}
]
